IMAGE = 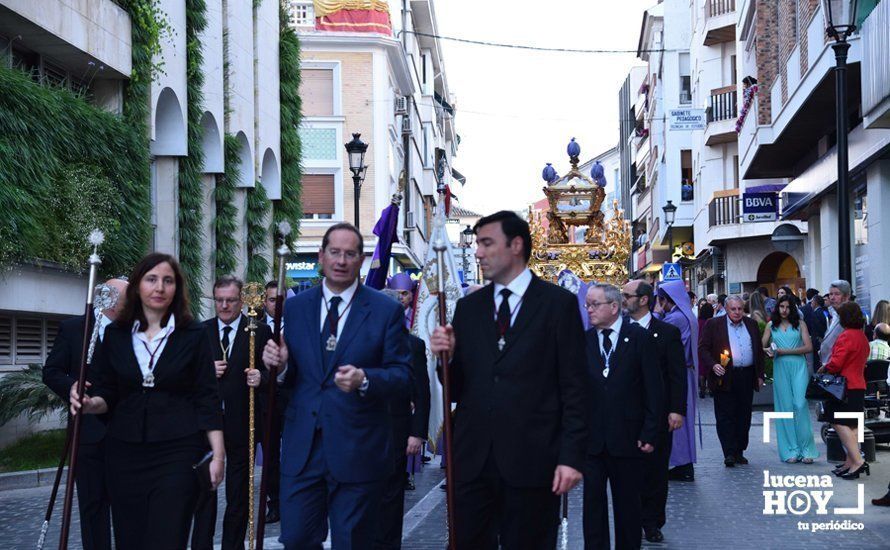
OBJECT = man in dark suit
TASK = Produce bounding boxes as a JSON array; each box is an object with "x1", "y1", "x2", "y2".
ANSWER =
[
  {"x1": 622, "y1": 280, "x2": 685, "y2": 544},
  {"x1": 430, "y1": 211, "x2": 589, "y2": 549},
  {"x1": 699, "y1": 295, "x2": 765, "y2": 467},
  {"x1": 192, "y1": 276, "x2": 271, "y2": 550},
  {"x1": 260, "y1": 279, "x2": 284, "y2": 524},
  {"x1": 42, "y1": 278, "x2": 127, "y2": 550},
  {"x1": 262, "y1": 223, "x2": 412, "y2": 550},
  {"x1": 375, "y1": 306, "x2": 431, "y2": 548},
  {"x1": 583, "y1": 283, "x2": 662, "y2": 550}
]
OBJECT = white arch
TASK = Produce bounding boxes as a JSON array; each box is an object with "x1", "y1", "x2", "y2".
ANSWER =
[
  {"x1": 150, "y1": 87, "x2": 187, "y2": 156},
  {"x1": 261, "y1": 148, "x2": 281, "y2": 199},
  {"x1": 201, "y1": 112, "x2": 223, "y2": 173},
  {"x1": 234, "y1": 131, "x2": 255, "y2": 187}
]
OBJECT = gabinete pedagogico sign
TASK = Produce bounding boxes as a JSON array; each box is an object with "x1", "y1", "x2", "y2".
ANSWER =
[{"x1": 668, "y1": 108, "x2": 707, "y2": 131}]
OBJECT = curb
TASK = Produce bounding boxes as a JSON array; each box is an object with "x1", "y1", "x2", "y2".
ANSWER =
[{"x1": 0, "y1": 467, "x2": 67, "y2": 492}]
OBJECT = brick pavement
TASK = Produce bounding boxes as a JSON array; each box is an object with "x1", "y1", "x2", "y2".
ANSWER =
[{"x1": 2, "y1": 398, "x2": 890, "y2": 549}]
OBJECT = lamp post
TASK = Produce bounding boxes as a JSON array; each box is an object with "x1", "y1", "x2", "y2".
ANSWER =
[
  {"x1": 345, "y1": 133, "x2": 369, "y2": 229},
  {"x1": 821, "y1": 0, "x2": 858, "y2": 283},
  {"x1": 460, "y1": 225, "x2": 475, "y2": 284},
  {"x1": 662, "y1": 200, "x2": 677, "y2": 262}
]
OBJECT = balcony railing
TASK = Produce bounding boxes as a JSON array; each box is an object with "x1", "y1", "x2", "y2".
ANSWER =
[
  {"x1": 706, "y1": 0, "x2": 735, "y2": 18},
  {"x1": 708, "y1": 190, "x2": 740, "y2": 227},
  {"x1": 707, "y1": 86, "x2": 738, "y2": 123}
]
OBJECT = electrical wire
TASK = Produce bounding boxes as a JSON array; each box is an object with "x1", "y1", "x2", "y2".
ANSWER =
[{"x1": 397, "y1": 30, "x2": 678, "y2": 54}]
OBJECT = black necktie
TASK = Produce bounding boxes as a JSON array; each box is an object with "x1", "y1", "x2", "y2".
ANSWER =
[
  {"x1": 600, "y1": 328, "x2": 613, "y2": 370},
  {"x1": 221, "y1": 326, "x2": 232, "y2": 359},
  {"x1": 322, "y1": 296, "x2": 342, "y2": 348},
  {"x1": 497, "y1": 289, "x2": 513, "y2": 330}
]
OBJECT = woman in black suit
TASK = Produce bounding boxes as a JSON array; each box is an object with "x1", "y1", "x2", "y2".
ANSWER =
[{"x1": 72, "y1": 253, "x2": 225, "y2": 549}]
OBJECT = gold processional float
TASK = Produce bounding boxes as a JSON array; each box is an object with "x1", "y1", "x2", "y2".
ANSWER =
[{"x1": 528, "y1": 138, "x2": 632, "y2": 286}]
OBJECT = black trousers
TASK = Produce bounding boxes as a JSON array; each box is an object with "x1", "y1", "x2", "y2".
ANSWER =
[
  {"x1": 641, "y1": 425, "x2": 673, "y2": 531},
  {"x1": 453, "y1": 449, "x2": 560, "y2": 549},
  {"x1": 264, "y1": 401, "x2": 283, "y2": 512},
  {"x1": 583, "y1": 453, "x2": 644, "y2": 550},
  {"x1": 76, "y1": 441, "x2": 112, "y2": 550},
  {"x1": 714, "y1": 367, "x2": 756, "y2": 458},
  {"x1": 192, "y1": 444, "x2": 251, "y2": 550},
  {"x1": 374, "y1": 450, "x2": 408, "y2": 549},
  {"x1": 106, "y1": 434, "x2": 203, "y2": 550}
]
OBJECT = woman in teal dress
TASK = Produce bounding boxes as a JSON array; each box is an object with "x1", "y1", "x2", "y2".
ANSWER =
[{"x1": 762, "y1": 295, "x2": 818, "y2": 463}]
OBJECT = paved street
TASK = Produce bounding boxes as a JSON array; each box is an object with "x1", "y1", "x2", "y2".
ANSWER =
[{"x1": 3, "y1": 398, "x2": 890, "y2": 549}]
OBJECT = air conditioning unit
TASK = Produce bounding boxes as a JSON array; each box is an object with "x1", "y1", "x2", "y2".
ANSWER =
[
  {"x1": 401, "y1": 116, "x2": 412, "y2": 135},
  {"x1": 405, "y1": 211, "x2": 415, "y2": 228},
  {"x1": 395, "y1": 96, "x2": 407, "y2": 115}
]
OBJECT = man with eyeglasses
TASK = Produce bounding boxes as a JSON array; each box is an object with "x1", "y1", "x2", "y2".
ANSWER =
[
  {"x1": 622, "y1": 280, "x2": 686, "y2": 544},
  {"x1": 261, "y1": 222, "x2": 412, "y2": 549},
  {"x1": 583, "y1": 283, "x2": 661, "y2": 550},
  {"x1": 193, "y1": 276, "x2": 272, "y2": 550}
]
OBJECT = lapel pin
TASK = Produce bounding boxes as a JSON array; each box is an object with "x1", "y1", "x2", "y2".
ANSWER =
[
  {"x1": 624, "y1": 337, "x2": 629, "y2": 343},
  {"x1": 654, "y1": 332, "x2": 659, "y2": 338}
]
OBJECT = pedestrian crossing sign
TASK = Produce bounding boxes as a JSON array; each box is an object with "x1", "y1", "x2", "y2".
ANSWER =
[{"x1": 662, "y1": 263, "x2": 682, "y2": 281}]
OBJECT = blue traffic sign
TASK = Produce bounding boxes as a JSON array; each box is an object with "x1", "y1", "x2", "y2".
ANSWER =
[{"x1": 662, "y1": 263, "x2": 682, "y2": 281}]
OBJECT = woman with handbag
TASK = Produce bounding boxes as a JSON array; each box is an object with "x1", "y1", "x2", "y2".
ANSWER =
[
  {"x1": 71, "y1": 253, "x2": 225, "y2": 548},
  {"x1": 819, "y1": 301, "x2": 869, "y2": 480},
  {"x1": 762, "y1": 295, "x2": 818, "y2": 464}
]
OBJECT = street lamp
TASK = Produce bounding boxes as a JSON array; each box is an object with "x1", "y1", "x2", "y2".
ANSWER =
[
  {"x1": 663, "y1": 200, "x2": 677, "y2": 261},
  {"x1": 821, "y1": 0, "x2": 858, "y2": 283},
  {"x1": 460, "y1": 225, "x2": 475, "y2": 284},
  {"x1": 345, "y1": 133, "x2": 369, "y2": 229}
]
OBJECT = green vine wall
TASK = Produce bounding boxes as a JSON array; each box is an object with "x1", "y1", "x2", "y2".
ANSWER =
[
  {"x1": 246, "y1": 183, "x2": 271, "y2": 283},
  {"x1": 215, "y1": 135, "x2": 240, "y2": 278},
  {"x1": 179, "y1": 0, "x2": 208, "y2": 315}
]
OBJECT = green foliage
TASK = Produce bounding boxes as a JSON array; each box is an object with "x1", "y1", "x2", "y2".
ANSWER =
[
  {"x1": 0, "y1": 67, "x2": 149, "y2": 276},
  {"x1": 0, "y1": 365, "x2": 64, "y2": 428},
  {"x1": 275, "y1": 2, "x2": 304, "y2": 254},
  {"x1": 0, "y1": 429, "x2": 67, "y2": 473},
  {"x1": 179, "y1": 0, "x2": 208, "y2": 316},
  {"x1": 215, "y1": 135, "x2": 241, "y2": 278},
  {"x1": 246, "y1": 182, "x2": 271, "y2": 283},
  {"x1": 116, "y1": 0, "x2": 174, "y2": 81}
]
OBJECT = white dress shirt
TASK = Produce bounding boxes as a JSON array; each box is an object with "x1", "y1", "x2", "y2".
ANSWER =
[
  {"x1": 492, "y1": 268, "x2": 533, "y2": 326},
  {"x1": 132, "y1": 315, "x2": 176, "y2": 381},
  {"x1": 633, "y1": 311, "x2": 653, "y2": 330},
  {"x1": 320, "y1": 278, "x2": 359, "y2": 337},
  {"x1": 598, "y1": 317, "x2": 623, "y2": 356},
  {"x1": 217, "y1": 314, "x2": 242, "y2": 359}
]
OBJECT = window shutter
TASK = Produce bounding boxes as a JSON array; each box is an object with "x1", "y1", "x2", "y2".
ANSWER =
[
  {"x1": 300, "y1": 69, "x2": 334, "y2": 117},
  {"x1": 14, "y1": 317, "x2": 43, "y2": 365},
  {"x1": 45, "y1": 318, "x2": 60, "y2": 358},
  {"x1": 0, "y1": 316, "x2": 11, "y2": 365},
  {"x1": 302, "y1": 174, "x2": 335, "y2": 215}
]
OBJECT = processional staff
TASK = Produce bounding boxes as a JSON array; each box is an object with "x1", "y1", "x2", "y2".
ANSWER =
[
  {"x1": 255, "y1": 221, "x2": 291, "y2": 550},
  {"x1": 57, "y1": 230, "x2": 106, "y2": 550},
  {"x1": 240, "y1": 281, "x2": 267, "y2": 550}
]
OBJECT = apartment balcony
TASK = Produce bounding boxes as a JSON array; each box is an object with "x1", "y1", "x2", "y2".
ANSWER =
[
  {"x1": 704, "y1": 0, "x2": 736, "y2": 46},
  {"x1": 862, "y1": 0, "x2": 890, "y2": 128},
  {"x1": 708, "y1": 190, "x2": 740, "y2": 228},
  {"x1": 0, "y1": 0, "x2": 132, "y2": 79},
  {"x1": 706, "y1": 189, "x2": 803, "y2": 245},
  {"x1": 705, "y1": 86, "x2": 738, "y2": 146}
]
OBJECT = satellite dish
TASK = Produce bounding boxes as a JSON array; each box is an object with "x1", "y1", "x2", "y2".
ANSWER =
[{"x1": 771, "y1": 224, "x2": 804, "y2": 253}]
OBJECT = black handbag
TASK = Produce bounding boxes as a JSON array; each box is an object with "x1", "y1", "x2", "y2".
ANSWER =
[
  {"x1": 806, "y1": 373, "x2": 846, "y2": 401},
  {"x1": 193, "y1": 451, "x2": 215, "y2": 492}
]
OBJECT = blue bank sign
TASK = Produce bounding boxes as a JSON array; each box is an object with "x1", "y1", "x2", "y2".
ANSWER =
[{"x1": 742, "y1": 192, "x2": 779, "y2": 222}]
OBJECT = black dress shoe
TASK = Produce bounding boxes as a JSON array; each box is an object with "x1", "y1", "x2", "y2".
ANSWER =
[
  {"x1": 644, "y1": 527, "x2": 664, "y2": 543},
  {"x1": 406, "y1": 478, "x2": 416, "y2": 491},
  {"x1": 734, "y1": 454, "x2": 749, "y2": 465},
  {"x1": 872, "y1": 492, "x2": 890, "y2": 506},
  {"x1": 840, "y1": 462, "x2": 870, "y2": 480},
  {"x1": 265, "y1": 508, "x2": 280, "y2": 524},
  {"x1": 724, "y1": 456, "x2": 736, "y2": 467},
  {"x1": 832, "y1": 465, "x2": 850, "y2": 477},
  {"x1": 668, "y1": 470, "x2": 694, "y2": 481},
  {"x1": 422, "y1": 455, "x2": 432, "y2": 463}
]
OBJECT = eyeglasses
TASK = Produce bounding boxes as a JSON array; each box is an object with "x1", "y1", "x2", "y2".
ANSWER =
[
  {"x1": 214, "y1": 298, "x2": 241, "y2": 306},
  {"x1": 325, "y1": 248, "x2": 361, "y2": 261},
  {"x1": 621, "y1": 293, "x2": 643, "y2": 300},
  {"x1": 585, "y1": 301, "x2": 615, "y2": 310}
]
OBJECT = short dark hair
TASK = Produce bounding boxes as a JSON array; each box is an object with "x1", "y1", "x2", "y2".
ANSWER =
[
  {"x1": 699, "y1": 302, "x2": 714, "y2": 320},
  {"x1": 636, "y1": 281, "x2": 654, "y2": 311},
  {"x1": 213, "y1": 275, "x2": 243, "y2": 293},
  {"x1": 473, "y1": 210, "x2": 532, "y2": 262},
  {"x1": 757, "y1": 286, "x2": 770, "y2": 297},
  {"x1": 718, "y1": 294, "x2": 727, "y2": 306},
  {"x1": 120, "y1": 253, "x2": 193, "y2": 330},
  {"x1": 806, "y1": 288, "x2": 820, "y2": 300},
  {"x1": 265, "y1": 280, "x2": 278, "y2": 291},
  {"x1": 770, "y1": 295, "x2": 800, "y2": 329},
  {"x1": 876, "y1": 324, "x2": 890, "y2": 342},
  {"x1": 321, "y1": 223, "x2": 363, "y2": 254},
  {"x1": 813, "y1": 294, "x2": 825, "y2": 308},
  {"x1": 837, "y1": 302, "x2": 865, "y2": 330}
]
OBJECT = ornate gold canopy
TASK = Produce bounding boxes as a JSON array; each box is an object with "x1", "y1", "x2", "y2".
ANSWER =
[{"x1": 528, "y1": 142, "x2": 632, "y2": 286}]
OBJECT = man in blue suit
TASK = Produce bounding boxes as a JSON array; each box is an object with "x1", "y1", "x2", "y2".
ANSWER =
[{"x1": 262, "y1": 222, "x2": 412, "y2": 549}]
